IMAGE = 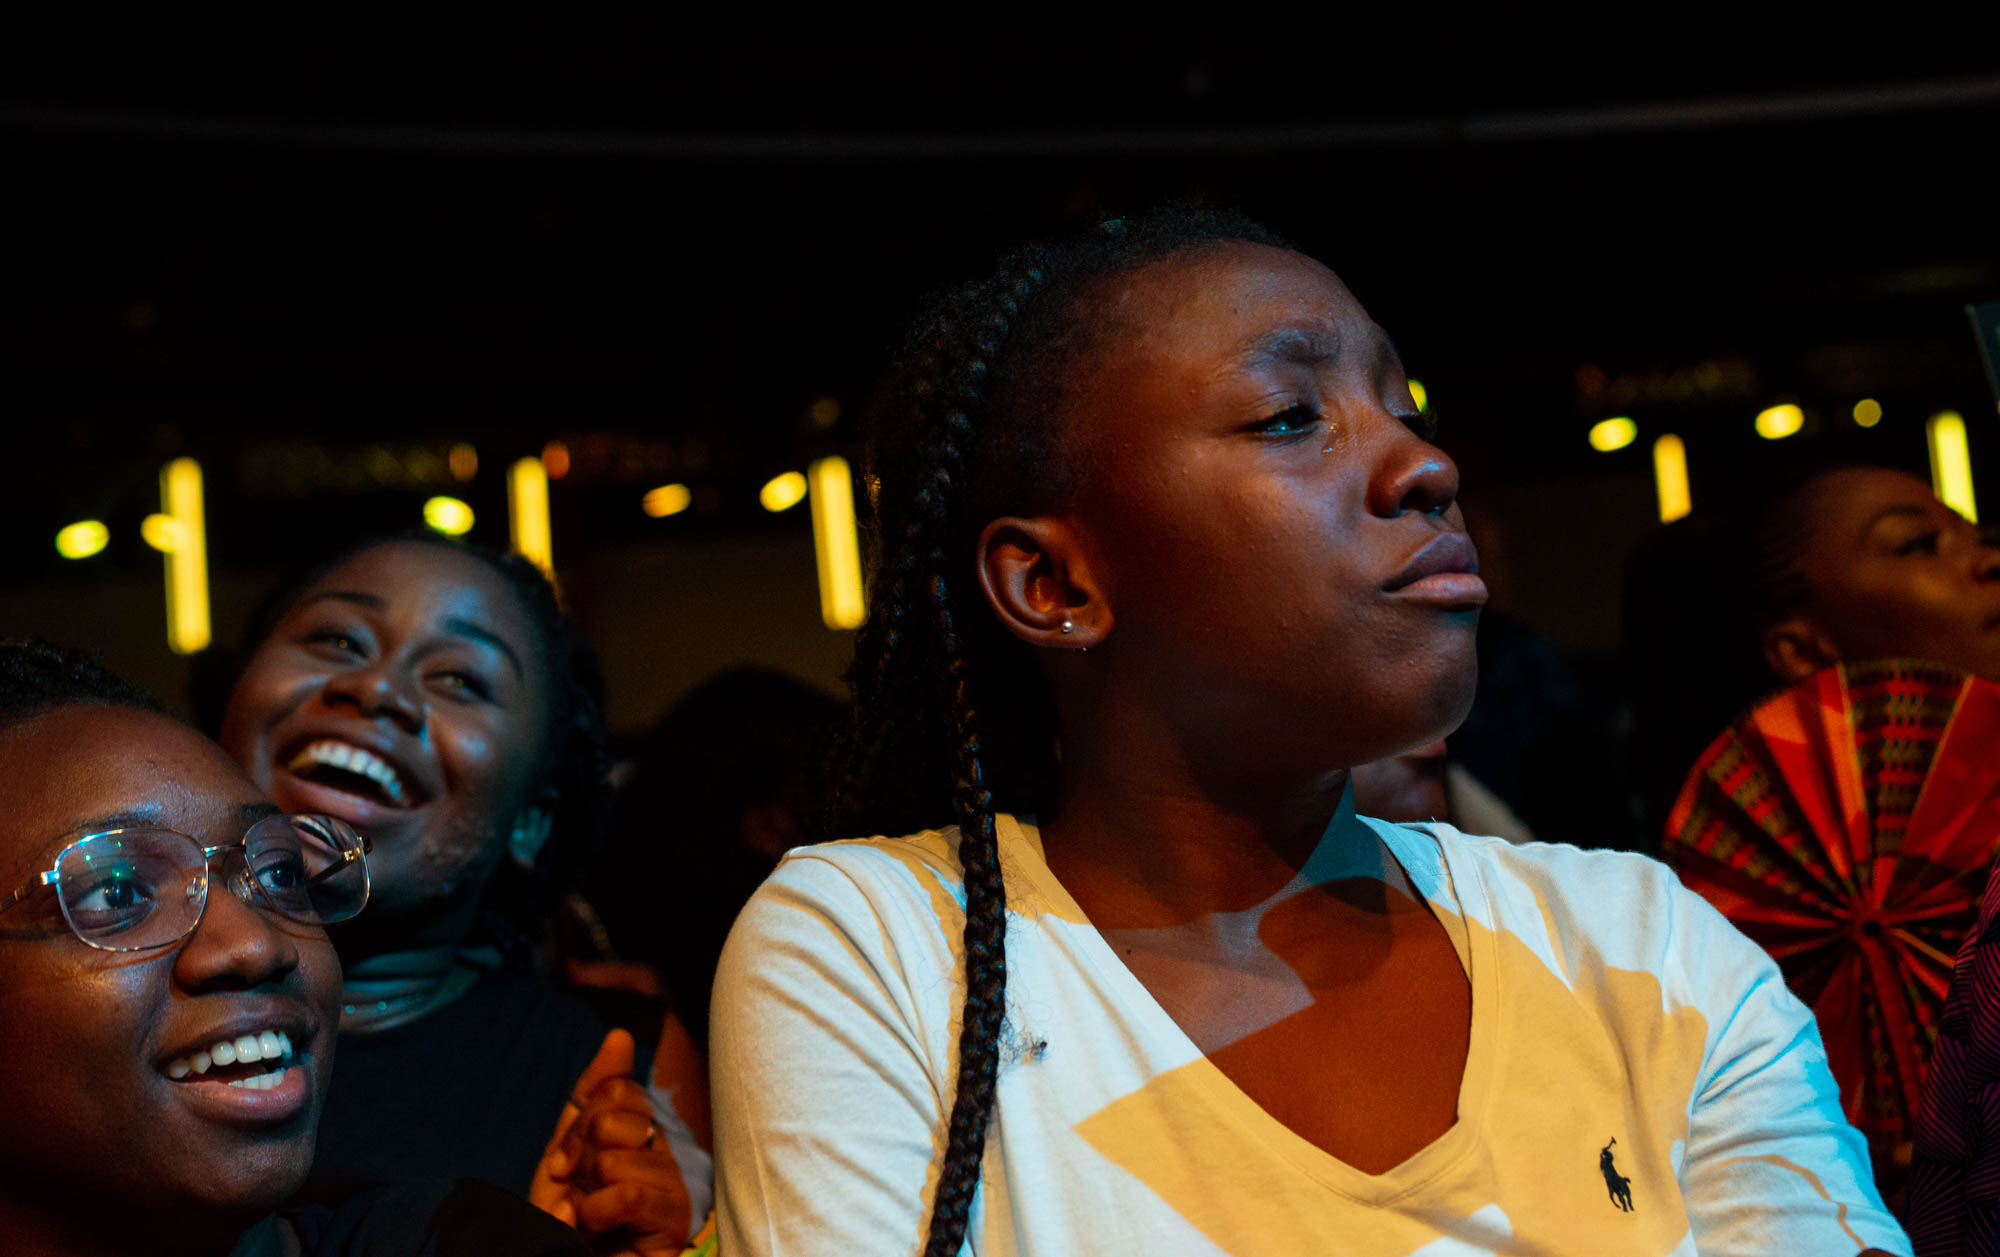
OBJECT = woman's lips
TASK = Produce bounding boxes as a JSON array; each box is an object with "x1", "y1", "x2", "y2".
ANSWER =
[
  {"x1": 1383, "y1": 532, "x2": 1488, "y2": 609},
  {"x1": 167, "y1": 1065, "x2": 310, "y2": 1126},
  {"x1": 1390, "y1": 571, "x2": 1489, "y2": 607},
  {"x1": 270, "y1": 766, "x2": 425, "y2": 830}
]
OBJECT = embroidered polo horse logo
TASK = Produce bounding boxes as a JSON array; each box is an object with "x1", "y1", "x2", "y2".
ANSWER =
[{"x1": 1599, "y1": 1138, "x2": 1634, "y2": 1212}]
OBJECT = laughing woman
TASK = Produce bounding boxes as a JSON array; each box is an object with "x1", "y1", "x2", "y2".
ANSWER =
[
  {"x1": 0, "y1": 639, "x2": 588, "y2": 1257},
  {"x1": 708, "y1": 210, "x2": 1909, "y2": 1256},
  {"x1": 218, "y1": 536, "x2": 702, "y2": 1250}
]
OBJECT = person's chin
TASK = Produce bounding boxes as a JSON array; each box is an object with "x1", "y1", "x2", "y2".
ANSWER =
[
  {"x1": 153, "y1": 1110, "x2": 318, "y2": 1216},
  {"x1": 1416, "y1": 671, "x2": 1478, "y2": 740},
  {"x1": 184, "y1": 1146, "x2": 316, "y2": 1220}
]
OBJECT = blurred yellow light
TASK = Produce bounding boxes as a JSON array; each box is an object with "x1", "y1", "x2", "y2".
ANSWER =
[
  {"x1": 160, "y1": 458, "x2": 210, "y2": 654},
  {"x1": 1928, "y1": 410, "x2": 1978, "y2": 523},
  {"x1": 1408, "y1": 379, "x2": 1429, "y2": 413},
  {"x1": 508, "y1": 457, "x2": 555, "y2": 578},
  {"x1": 1652, "y1": 435, "x2": 1692, "y2": 523},
  {"x1": 808, "y1": 397, "x2": 842, "y2": 430},
  {"x1": 1755, "y1": 403, "x2": 1804, "y2": 440},
  {"x1": 809, "y1": 457, "x2": 866, "y2": 630},
  {"x1": 541, "y1": 440, "x2": 570, "y2": 480},
  {"x1": 423, "y1": 496, "x2": 475, "y2": 536},
  {"x1": 449, "y1": 443, "x2": 479, "y2": 481},
  {"x1": 1588, "y1": 417, "x2": 1637, "y2": 452},
  {"x1": 140, "y1": 513, "x2": 183, "y2": 553},
  {"x1": 54, "y1": 520, "x2": 109, "y2": 559},
  {"x1": 760, "y1": 471, "x2": 807, "y2": 513},
  {"x1": 642, "y1": 484, "x2": 692, "y2": 518},
  {"x1": 1852, "y1": 398, "x2": 1882, "y2": 428}
]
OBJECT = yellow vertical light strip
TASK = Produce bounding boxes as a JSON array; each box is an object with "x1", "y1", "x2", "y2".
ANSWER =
[
  {"x1": 508, "y1": 457, "x2": 555, "y2": 577},
  {"x1": 1928, "y1": 410, "x2": 1978, "y2": 522},
  {"x1": 1652, "y1": 434, "x2": 1692, "y2": 523},
  {"x1": 160, "y1": 458, "x2": 211, "y2": 654},
  {"x1": 808, "y1": 456, "x2": 866, "y2": 630}
]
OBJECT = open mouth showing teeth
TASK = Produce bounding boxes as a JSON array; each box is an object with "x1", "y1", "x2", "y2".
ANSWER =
[
  {"x1": 165, "y1": 1030, "x2": 298, "y2": 1090},
  {"x1": 287, "y1": 740, "x2": 414, "y2": 807}
]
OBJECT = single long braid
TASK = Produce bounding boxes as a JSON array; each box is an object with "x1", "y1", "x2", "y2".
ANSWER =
[
  {"x1": 913, "y1": 262, "x2": 1051, "y2": 1256},
  {"x1": 831, "y1": 207, "x2": 1285, "y2": 1257}
]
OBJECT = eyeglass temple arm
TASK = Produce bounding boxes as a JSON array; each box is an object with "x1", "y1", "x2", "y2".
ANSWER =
[
  {"x1": 0, "y1": 870, "x2": 61, "y2": 916},
  {"x1": 304, "y1": 841, "x2": 370, "y2": 889}
]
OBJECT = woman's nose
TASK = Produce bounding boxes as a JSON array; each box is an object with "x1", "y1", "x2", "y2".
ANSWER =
[
  {"x1": 173, "y1": 863, "x2": 302, "y2": 994},
  {"x1": 323, "y1": 662, "x2": 426, "y2": 733},
  {"x1": 1973, "y1": 540, "x2": 2000, "y2": 584},
  {"x1": 1368, "y1": 420, "x2": 1461, "y2": 520}
]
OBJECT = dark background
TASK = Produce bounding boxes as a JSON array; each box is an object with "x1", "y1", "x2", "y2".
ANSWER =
[{"x1": 4, "y1": 28, "x2": 1997, "y2": 845}]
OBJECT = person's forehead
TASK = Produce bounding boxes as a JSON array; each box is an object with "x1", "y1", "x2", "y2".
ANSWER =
[
  {"x1": 1107, "y1": 244, "x2": 1367, "y2": 346},
  {"x1": 308, "y1": 545, "x2": 537, "y2": 643},
  {"x1": 0, "y1": 706, "x2": 265, "y2": 878},
  {"x1": 1078, "y1": 257, "x2": 1394, "y2": 418},
  {"x1": 1818, "y1": 470, "x2": 1945, "y2": 531}
]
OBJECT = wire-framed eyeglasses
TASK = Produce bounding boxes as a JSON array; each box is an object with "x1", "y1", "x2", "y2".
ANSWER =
[{"x1": 0, "y1": 813, "x2": 371, "y2": 952}]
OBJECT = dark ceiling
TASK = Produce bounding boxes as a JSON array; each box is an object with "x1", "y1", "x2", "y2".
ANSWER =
[{"x1": 5, "y1": 32, "x2": 1998, "y2": 581}]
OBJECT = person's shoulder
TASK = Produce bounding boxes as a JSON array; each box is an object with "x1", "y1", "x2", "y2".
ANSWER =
[
  {"x1": 760, "y1": 825, "x2": 972, "y2": 908},
  {"x1": 1376, "y1": 819, "x2": 1750, "y2": 985},
  {"x1": 462, "y1": 971, "x2": 606, "y2": 1037},
  {"x1": 1377, "y1": 817, "x2": 1679, "y2": 902},
  {"x1": 439, "y1": 972, "x2": 609, "y2": 1078},
  {"x1": 288, "y1": 1178, "x2": 589, "y2": 1257},
  {"x1": 1436, "y1": 823, "x2": 1680, "y2": 893},
  {"x1": 723, "y1": 825, "x2": 978, "y2": 977}
]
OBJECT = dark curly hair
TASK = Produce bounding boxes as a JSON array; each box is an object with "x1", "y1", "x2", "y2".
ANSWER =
[
  {"x1": 214, "y1": 532, "x2": 611, "y2": 963},
  {"x1": 827, "y1": 206, "x2": 1288, "y2": 1257},
  {"x1": 0, "y1": 638, "x2": 164, "y2": 732}
]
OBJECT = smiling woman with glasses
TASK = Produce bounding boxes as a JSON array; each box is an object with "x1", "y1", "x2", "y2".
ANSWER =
[{"x1": 0, "y1": 639, "x2": 591, "y2": 1257}]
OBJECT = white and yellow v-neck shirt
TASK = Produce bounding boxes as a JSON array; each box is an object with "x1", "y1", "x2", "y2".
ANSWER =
[{"x1": 711, "y1": 805, "x2": 1908, "y2": 1256}]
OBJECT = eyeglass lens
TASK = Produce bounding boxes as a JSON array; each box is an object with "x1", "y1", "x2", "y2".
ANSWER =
[{"x1": 55, "y1": 815, "x2": 368, "y2": 951}]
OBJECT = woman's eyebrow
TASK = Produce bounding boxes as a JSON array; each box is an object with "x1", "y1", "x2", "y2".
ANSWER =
[
  {"x1": 61, "y1": 804, "x2": 166, "y2": 840},
  {"x1": 25, "y1": 803, "x2": 278, "y2": 871},
  {"x1": 300, "y1": 591, "x2": 387, "y2": 612},
  {"x1": 1859, "y1": 505, "x2": 1934, "y2": 542},
  {"x1": 441, "y1": 618, "x2": 526, "y2": 681},
  {"x1": 1234, "y1": 327, "x2": 1342, "y2": 373}
]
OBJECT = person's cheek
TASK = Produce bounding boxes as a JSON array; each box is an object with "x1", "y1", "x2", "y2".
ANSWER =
[
  {"x1": 300, "y1": 940, "x2": 342, "y2": 1092},
  {"x1": 445, "y1": 724, "x2": 502, "y2": 804},
  {"x1": 434, "y1": 715, "x2": 534, "y2": 843}
]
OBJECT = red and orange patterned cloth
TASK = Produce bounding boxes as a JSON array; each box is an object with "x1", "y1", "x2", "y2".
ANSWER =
[{"x1": 1665, "y1": 659, "x2": 2000, "y2": 1148}]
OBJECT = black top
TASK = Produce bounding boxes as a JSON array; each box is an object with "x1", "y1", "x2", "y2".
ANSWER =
[
  {"x1": 232, "y1": 1179, "x2": 589, "y2": 1257},
  {"x1": 305, "y1": 972, "x2": 611, "y2": 1200}
]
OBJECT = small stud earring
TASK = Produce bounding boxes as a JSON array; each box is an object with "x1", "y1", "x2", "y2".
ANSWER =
[{"x1": 1059, "y1": 616, "x2": 1075, "y2": 635}]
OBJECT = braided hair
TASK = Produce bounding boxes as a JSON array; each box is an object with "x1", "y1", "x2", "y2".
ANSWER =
[
  {"x1": 830, "y1": 206, "x2": 1287, "y2": 1257},
  {"x1": 220, "y1": 532, "x2": 611, "y2": 962}
]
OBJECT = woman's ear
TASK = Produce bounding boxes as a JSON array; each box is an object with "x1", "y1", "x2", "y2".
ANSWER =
[
  {"x1": 1762, "y1": 617, "x2": 1841, "y2": 684},
  {"x1": 976, "y1": 516, "x2": 1110, "y2": 650},
  {"x1": 507, "y1": 799, "x2": 558, "y2": 869}
]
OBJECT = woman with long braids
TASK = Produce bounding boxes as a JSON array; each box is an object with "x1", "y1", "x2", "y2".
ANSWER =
[{"x1": 710, "y1": 209, "x2": 1907, "y2": 1255}]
